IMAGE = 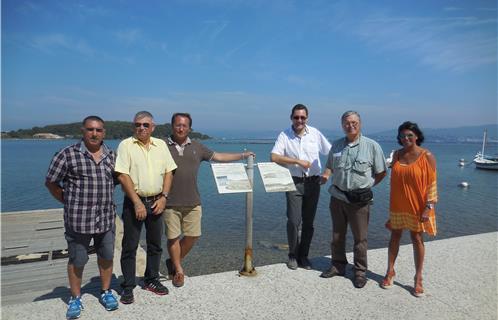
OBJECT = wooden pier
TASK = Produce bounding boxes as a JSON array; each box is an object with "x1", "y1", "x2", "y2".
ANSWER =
[
  {"x1": 1, "y1": 209, "x2": 66, "y2": 262},
  {"x1": 1, "y1": 209, "x2": 145, "y2": 306}
]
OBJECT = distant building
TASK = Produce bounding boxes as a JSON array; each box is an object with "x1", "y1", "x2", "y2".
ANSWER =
[{"x1": 33, "y1": 133, "x2": 64, "y2": 139}]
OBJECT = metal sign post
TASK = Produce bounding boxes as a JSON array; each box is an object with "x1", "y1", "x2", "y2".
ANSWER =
[{"x1": 240, "y1": 154, "x2": 257, "y2": 276}]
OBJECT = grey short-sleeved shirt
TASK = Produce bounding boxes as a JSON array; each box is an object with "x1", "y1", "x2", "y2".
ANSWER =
[{"x1": 326, "y1": 135, "x2": 386, "y2": 202}]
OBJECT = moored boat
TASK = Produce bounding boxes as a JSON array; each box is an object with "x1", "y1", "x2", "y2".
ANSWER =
[
  {"x1": 474, "y1": 129, "x2": 498, "y2": 170},
  {"x1": 386, "y1": 150, "x2": 394, "y2": 168}
]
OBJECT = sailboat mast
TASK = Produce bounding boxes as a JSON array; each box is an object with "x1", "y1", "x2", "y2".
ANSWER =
[{"x1": 481, "y1": 129, "x2": 487, "y2": 157}]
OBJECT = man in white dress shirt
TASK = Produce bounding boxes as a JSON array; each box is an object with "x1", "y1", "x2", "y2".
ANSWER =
[{"x1": 271, "y1": 104, "x2": 332, "y2": 270}]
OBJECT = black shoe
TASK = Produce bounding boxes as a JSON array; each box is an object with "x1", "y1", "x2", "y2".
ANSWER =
[
  {"x1": 298, "y1": 257, "x2": 312, "y2": 270},
  {"x1": 166, "y1": 258, "x2": 175, "y2": 278},
  {"x1": 286, "y1": 257, "x2": 298, "y2": 270},
  {"x1": 354, "y1": 276, "x2": 367, "y2": 288},
  {"x1": 144, "y1": 279, "x2": 169, "y2": 295},
  {"x1": 320, "y1": 266, "x2": 345, "y2": 278},
  {"x1": 120, "y1": 288, "x2": 134, "y2": 304}
]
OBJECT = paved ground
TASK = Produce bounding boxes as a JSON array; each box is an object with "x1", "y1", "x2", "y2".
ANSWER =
[{"x1": 2, "y1": 232, "x2": 497, "y2": 320}]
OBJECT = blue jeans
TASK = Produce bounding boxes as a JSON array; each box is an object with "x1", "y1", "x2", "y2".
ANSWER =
[{"x1": 120, "y1": 196, "x2": 163, "y2": 289}]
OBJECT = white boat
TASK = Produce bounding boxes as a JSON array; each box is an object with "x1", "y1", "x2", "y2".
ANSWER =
[
  {"x1": 474, "y1": 129, "x2": 498, "y2": 170},
  {"x1": 386, "y1": 150, "x2": 394, "y2": 168}
]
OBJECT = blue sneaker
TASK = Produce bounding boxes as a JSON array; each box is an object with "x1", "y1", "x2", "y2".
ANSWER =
[
  {"x1": 66, "y1": 296, "x2": 83, "y2": 319},
  {"x1": 99, "y1": 290, "x2": 119, "y2": 311}
]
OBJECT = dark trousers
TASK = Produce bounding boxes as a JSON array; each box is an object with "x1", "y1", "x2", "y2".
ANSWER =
[
  {"x1": 120, "y1": 196, "x2": 163, "y2": 289},
  {"x1": 286, "y1": 177, "x2": 320, "y2": 259},
  {"x1": 329, "y1": 196, "x2": 370, "y2": 277}
]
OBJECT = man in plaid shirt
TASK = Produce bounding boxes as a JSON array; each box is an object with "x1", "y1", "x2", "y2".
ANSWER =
[{"x1": 45, "y1": 116, "x2": 119, "y2": 319}]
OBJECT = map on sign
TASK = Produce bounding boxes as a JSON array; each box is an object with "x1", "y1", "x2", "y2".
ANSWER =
[
  {"x1": 211, "y1": 163, "x2": 252, "y2": 194},
  {"x1": 257, "y1": 162, "x2": 296, "y2": 192}
]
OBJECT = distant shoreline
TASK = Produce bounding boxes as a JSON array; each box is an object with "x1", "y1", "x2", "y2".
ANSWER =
[{"x1": 2, "y1": 137, "x2": 497, "y2": 145}]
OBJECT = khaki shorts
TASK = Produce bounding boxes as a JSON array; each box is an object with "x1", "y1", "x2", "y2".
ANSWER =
[{"x1": 164, "y1": 205, "x2": 202, "y2": 239}]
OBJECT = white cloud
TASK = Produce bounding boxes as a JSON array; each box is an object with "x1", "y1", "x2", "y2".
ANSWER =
[
  {"x1": 30, "y1": 33, "x2": 95, "y2": 56},
  {"x1": 114, "y1": 29, "x2": 142, "y2": 46},
  {"x1": 353, "y1": 15, "x2": 497, "y2": 72},
  {"x1": 202, "y1": 20, "x2": 229, "y2": 42},
  {"x1": 444, "y1": 7, "x2": 463, "y2": 12},
  {"x1": 285, "y1": 75, "x2": 319, "y2": 88},
  {"x1": 476, "y1": 7, "x2": 497, "y2": 12}
]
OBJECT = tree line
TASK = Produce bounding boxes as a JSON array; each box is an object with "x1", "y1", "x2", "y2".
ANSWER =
[{"x1": 1, "y1": 121, "x2": 211, "y2": 140}]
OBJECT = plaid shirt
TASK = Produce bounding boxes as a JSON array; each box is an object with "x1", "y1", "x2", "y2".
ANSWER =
[{"x1": 46, "y1": 141, "x2": 116, "y2": 234}]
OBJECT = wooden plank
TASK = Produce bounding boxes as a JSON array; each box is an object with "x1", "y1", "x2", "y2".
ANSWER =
[
  {"x1": 1, "y1": 209, "x2": 66, "y2": 258},
  {"x1": 0, "y1": 210, "x2": 142, "y2": 307},
  {"x1": 0, "y1": 254, "x2": 122, "y2": 306}
]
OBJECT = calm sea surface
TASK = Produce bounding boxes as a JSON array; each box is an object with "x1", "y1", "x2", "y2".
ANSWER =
[{"x1": 1, "y1": 139, "x2": 497, "y2": 276}]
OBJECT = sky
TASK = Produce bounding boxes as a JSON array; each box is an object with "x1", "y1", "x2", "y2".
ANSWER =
[{"x1": 1, "y1": 0, "x2": 497, "y2": 136}]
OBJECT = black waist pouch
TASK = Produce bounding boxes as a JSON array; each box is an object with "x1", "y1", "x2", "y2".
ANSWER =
[{"x1": 344, "y1": 188, "x2": 373, "y2": 204}]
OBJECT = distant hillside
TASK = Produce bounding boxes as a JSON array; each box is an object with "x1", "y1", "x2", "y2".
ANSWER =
[
  {"x1": 370, "y1": 124, "x2": 498, "y2": 143},
  {"x1": 1, "y1": 121, "x2": 210, "y2": 140},
  {"x1": 215, "y1": 125, "x2": 498, "y2": 142}
]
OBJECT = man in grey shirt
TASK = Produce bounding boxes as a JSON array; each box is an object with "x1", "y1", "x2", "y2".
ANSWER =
[{"x1": 320, "y1": 111, "x2": 387, "y2": 288}]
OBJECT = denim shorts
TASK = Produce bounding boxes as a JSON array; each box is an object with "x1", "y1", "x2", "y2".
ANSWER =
[{"x1": 65, "y1": 225, "x2": 115, "y2": 268}]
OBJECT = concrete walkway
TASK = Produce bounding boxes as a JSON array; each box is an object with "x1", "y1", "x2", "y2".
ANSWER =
[{"x1": 2, "y1": 232, "x2": 497, "y2": 320}]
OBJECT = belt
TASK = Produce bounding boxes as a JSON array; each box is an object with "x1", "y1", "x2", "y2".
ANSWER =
[
  {"x1": 334, "y1": 185, "x2": 347, "y2": 192},
  {"x1": 292, "y1": 175, "x2": 320, "y2": 183},
  {"x1": 139, "y1": 193, "x2": 162, "y2": 203}
]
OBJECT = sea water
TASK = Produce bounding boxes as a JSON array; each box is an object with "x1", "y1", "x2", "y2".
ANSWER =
[{"x1": 1, "y1": 139, "x2": 497, "y2": 276}]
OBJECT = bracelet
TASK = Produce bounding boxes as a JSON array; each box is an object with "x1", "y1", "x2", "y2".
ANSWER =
[{"x1": 241, "y1": 152, "x2": 244, "y2": 160}]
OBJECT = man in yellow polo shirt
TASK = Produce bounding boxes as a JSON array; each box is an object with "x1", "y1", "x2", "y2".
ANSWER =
[{"x1": 115, "y1": 111, "x2": 177, "y2": 304}]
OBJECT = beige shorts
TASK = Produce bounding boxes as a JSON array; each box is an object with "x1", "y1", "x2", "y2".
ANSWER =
[{"x1": 164, "y1": 205, "x2": 202, "y2": 239}]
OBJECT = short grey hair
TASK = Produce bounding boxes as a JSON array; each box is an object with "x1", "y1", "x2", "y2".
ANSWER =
[
  {"x1": 134, "y1": 111, "x2": 154, "y2": 122},
  {"x1": 341, "y1": 110, "x2": 361, "y2": 122}
]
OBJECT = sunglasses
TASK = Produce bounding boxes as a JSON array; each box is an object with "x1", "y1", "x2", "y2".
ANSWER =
[
  {"x1": 85, "y1": 127, "x2": 104, "y2": 133},
  {"x1": 398, "y1": 133, "x2": 416, "y2": 139},
  {"x1": 293, "y1": 116, "x2": 307, "y2": 120},
  {"x1": 134, "y1": 122, "x2": 151, "y2": 128}
]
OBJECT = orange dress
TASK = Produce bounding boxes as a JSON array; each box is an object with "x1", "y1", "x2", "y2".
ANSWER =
[{"x1": 389, "y1": 150, "x2": 437, "y2": 235}]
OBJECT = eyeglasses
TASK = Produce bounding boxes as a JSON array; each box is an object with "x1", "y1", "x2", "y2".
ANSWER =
[
  {"x1": 85, "y1": 127, "x2": 104, "y2": 132},
  {"x1": 134, "y1": 122, "x2": 151, "y2": 128},
  {"x1": 174, "y1": 124, "x2": 189, "y2": 129},
  {"x1": 292, "y1": 116, "x2": 307, "y2": 121},
  {"x1": 398, "y1": 133, "x2": 416, "y2": 139},
  {"x1": 343, "y1": 121, "x2": 359, "y2": 128}
]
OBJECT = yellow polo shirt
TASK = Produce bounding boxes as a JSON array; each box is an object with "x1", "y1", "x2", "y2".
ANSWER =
[{"x1": 115, "y1": 136, "x2": 177, "y2": 197}]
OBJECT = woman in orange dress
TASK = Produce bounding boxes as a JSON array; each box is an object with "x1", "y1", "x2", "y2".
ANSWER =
[{"x1": 381, "y1": 121, "x2": 437, "y2": 297}]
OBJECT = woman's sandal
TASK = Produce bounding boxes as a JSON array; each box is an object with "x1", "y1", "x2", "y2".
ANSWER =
[
  {"x1": 380, "y1": 271, "x2": 395, "y2": 289},
  {"x1": 413, "y1": 276, "x2": 424, "y2": 297}
]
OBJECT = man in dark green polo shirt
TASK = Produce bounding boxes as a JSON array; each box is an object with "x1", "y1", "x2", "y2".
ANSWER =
[{"x1": 163, "y1": 112, "x2": 254, "y2": 288}]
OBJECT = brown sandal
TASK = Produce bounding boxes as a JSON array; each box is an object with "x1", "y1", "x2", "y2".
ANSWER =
[
  {"x1": 172, "y1": 272, "x2": 185, "y2": 288},
  {"x1": 413, "y1": 276, "x2": 424, "y2": 297},
  {"x1": 380, "y1": 271, "x2": 395, "y2": 289}
]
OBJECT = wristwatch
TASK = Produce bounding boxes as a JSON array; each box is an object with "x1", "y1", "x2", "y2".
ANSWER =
[
  {"x1": 425, "y1": 203, "x2": 434, "y2": 210},
  {"x1": 161, "y1": 192, "x2": 169, "y2": 199}
]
